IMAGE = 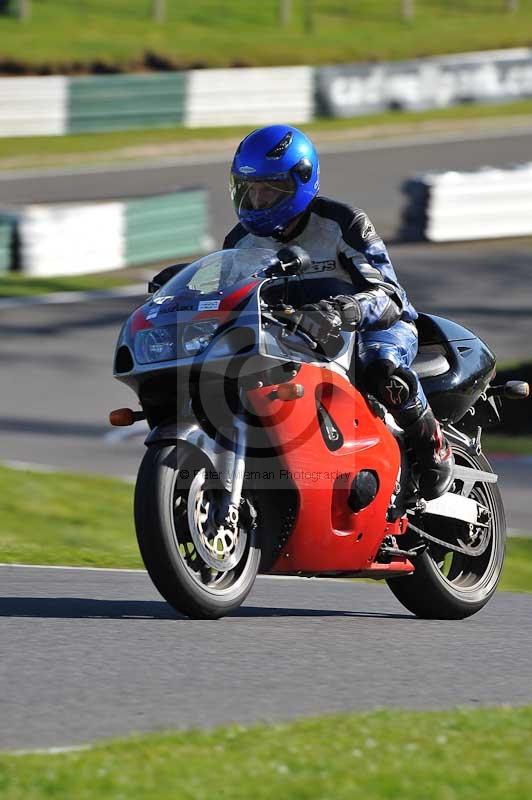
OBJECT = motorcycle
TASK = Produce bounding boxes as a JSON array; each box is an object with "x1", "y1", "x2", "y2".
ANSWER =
[{"x1": 111, "y1": 246, "x2": 528, "y2": 620}]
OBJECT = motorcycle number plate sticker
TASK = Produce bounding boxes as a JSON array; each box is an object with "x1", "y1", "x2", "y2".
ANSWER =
[{"x1": 198, "y1": 300, "x2": 221, "y2": 311}]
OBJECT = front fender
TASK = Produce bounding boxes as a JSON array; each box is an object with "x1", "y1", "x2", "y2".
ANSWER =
[{"x1": 145, "y1": 421, "x2": 236, "y2": 492}]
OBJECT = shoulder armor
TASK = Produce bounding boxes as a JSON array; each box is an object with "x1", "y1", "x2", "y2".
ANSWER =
[{"x1": 312, "y1": 197, "x2": 380, "y2": 250}]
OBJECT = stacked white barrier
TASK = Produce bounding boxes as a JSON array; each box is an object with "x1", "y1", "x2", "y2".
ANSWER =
[
  {"x1": 4, "y1": 189, "x2": 211, "y2": 276},
  {"x1": 400, "y1": 163, "x2": 532, "y2": 242},
  {"x1": 19, "y1": 202, "x2": 125, "y2": 276},
  {"x1": 184, "y1": 66, "x2": 313, "y2": 127}
]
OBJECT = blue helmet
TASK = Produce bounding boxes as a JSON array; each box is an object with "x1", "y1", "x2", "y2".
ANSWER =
[{"x1": 230, "y1": 125, "x2": 320, "y2": 237}]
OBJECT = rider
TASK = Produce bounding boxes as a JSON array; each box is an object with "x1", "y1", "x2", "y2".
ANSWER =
[{"x1": 223, "y1": 124, "x2": 454, "y2": 500}]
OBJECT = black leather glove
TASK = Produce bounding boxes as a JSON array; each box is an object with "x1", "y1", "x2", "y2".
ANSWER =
[
  {"x1": 331, "y1": 295, "x2": 362, "y2": 331},
  {"x1": 297, "y1": 300, "x2": 342, "y2": 341}
]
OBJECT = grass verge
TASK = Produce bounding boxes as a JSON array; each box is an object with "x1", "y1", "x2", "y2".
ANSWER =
[
  {"x1": 484, "y1": 435, "x2": 532, "y2": 457},
  {"x1": 0, "y1": 465, "x2": 140, "y2": 568},
  {"x1": 1, "y1": 706, "x2": 532, "y2": 798},
  {"x1": 1, "y1": 99, "x2": 531, "y2": 171},
  {"x1": 0, "y1": 271, "x2": 139, "y2": 298},
  {"x1": 0, "y1": 464, "x2": 530, "y2": 592},
  {"x1": 2, "y1": 0, "x2": 532, "y2": 70}
]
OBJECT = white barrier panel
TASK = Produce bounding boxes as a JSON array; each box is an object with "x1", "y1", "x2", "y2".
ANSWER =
[
  {"x1": 0, "y1": 77, "x2": 68, "y2": 137},
  {"x1": 400, "y1": 163, "x2": 532, "y2": 242},
  {"x1": 185, "y1": 66, "x2": 313, "y2": 127},
  {"x1": 19, "y1": 202, "x2": 125, "y2": 276}
]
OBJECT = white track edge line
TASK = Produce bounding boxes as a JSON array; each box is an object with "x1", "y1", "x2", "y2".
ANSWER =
[
  {"x1": 0, "y1": 563, "x2": 354, "y2": 581},
  {"x1": 9, "y1": 744, "x2": 92, "y2": 756}
]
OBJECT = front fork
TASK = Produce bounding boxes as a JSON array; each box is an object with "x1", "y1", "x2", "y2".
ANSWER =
[{"x1": 214, "y1": 391, "x2": 248, "y2": 532}]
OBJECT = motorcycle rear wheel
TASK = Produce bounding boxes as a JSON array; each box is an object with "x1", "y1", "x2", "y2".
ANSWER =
[
  {"x1": 134, "y1": 444, "x2": 260, "y2": 619},
  {"x1": 387, "y1": 444, "x2": 506, "y2": 619}
]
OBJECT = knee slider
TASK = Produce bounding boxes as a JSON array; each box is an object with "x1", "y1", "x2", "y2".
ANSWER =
[{"x1": 364, "y1": 359, "x2": 417, "y2": 410}]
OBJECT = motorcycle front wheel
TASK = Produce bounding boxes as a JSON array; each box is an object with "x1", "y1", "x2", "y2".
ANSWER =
[
  {"x1": 387, "y1": 443, "x2": 506, "y2": 620},
  {"x1": 134, "y1": 444, "x2": 261, "y2": 619}
]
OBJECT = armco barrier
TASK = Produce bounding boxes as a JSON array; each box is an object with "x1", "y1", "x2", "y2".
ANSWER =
[
  {"x1": 399, "y1": 163, "x2": 532, "y2": 242},
  {"x1": 0, "y1": 66, "x2": 313, "y2": 137},
  {"x1": 2, "y1": 49, "x2": 532, "y2": 137},
  {"x1": 3, "y1": 48, "x2": 532, "y2": 138},
  {"x1": 315, "y1": 48, "x2": 532, "y2": 117},
  {"x1": 67, "y1": 73, "x2": 187, "y2": 133},
  {"x1": 184, "y1": 66, "x2": 313, "y2": 127},
  {"x1": 0, "y1": 76, "x2": 68, "y2": 137},
  {"x1": 3, "y1": 189, "x2": 211, "y2": 276}
]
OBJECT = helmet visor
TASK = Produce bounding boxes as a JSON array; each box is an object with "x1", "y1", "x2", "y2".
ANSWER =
[{"x1": 230, "y1": 174, "x2": 296, "y2": 214}]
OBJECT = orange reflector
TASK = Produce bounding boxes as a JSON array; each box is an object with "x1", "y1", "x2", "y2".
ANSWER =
[
  {"x1": 275, "y1": 383, "x2": 304, "y2": 401},
  {"x1": 109, "y1": 408, "x2": 135, "y2": 426}
]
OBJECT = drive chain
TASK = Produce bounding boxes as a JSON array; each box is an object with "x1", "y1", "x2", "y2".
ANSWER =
[{"x1": 407, "y1": 518, "x2": 492, "y2": 557}]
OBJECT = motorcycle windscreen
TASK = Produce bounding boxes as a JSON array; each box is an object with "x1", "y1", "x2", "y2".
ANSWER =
[{"x1": 156, "y1": 248, "x2": 279, "y2": 298}]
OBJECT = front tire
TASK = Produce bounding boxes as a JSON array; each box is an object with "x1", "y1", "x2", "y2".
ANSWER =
[
  {"x1": 134, "y1": 444, "x2": 260, "y2": 619},
  {"x1": 387, "y1": 444, "x2": 506, "y2": 619}
]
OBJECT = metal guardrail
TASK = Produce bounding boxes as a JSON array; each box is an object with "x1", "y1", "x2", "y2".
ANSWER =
[
  {"x1": 184, "y1": 66, "x2": 313, "y2": 127},
  {"x1": 67, "y1": 73, "x2": 187, "y2": 133},
  {"x1": 0, "y1": 76, "x2": 67, "y2": 137}
]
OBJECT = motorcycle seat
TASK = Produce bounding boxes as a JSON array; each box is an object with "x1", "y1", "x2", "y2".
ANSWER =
[{"x1": 413, "y1": 347, "x2": 450, "y2": 379}]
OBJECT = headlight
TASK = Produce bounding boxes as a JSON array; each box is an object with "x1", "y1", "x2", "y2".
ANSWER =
[
  {"x1": 182, "y1": 320, "x2": 219, "y2": 355},
  {"x1": 134, "y1": 325, "x2": 178, "y2": 364}
]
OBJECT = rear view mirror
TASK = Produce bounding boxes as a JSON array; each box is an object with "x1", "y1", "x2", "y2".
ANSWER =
[{"x1": 148, "y1": 263, "x2": 189, "y2": 294}]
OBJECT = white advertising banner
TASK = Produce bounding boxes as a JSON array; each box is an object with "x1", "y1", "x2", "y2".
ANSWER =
[{"x1": 316, "y1": 48, "x2": 532, "y2": 117}]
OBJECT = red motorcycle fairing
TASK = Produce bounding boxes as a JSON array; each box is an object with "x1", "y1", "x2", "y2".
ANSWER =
[{"x1": 247, "y1": 363, "x2": 413, "y2": 576}]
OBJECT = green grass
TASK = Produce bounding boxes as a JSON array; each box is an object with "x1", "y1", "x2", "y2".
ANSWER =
[
  {"x1": 500, "y1": 537, "x2": 532, "y2": 593},
  {"x1": 0, "y1": 465, "x2": 140, "y2": 568},
  {"x1": 2, "y1": 0, "x2": 532, "y2": 70},
  {"x1": 1, "y1": 706, "x2": 532, "y2": 798},
  {"x1": 0, "y1": 463, "x2": 530, "y2": 592},
  {"x1": 484, "y1": 434, "x2": 532, "y2": 456},
  {"x1": 1, "y1": 98, "x2": 532, "y2": 171},
  {"x1": 0, "y1": 271, "x2": 138, "y2": 297}
]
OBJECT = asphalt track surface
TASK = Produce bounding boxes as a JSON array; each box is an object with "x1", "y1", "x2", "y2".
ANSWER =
[
  {"x1": 1, "y1": 130, "x2": 532, "y2": 750},
  {"x1": 1, "y1": 565, "x2": 532, "y2": 751}
]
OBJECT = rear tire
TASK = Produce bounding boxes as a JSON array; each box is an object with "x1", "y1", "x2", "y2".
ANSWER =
[
  {"x1": 387, "y1": 444, "x2": 506, "y2": 619},
  {"x1": 134, "y1": 444, "x2": 260, "y2": 619}
]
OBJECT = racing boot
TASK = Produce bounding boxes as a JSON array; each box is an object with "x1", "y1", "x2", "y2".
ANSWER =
[{"x1": 397, "y1": 403, "x2": 455, "y2": 500}]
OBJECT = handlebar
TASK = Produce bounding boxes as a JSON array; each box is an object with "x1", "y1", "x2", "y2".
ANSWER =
[
  {"x1": 281, "y1": 329, "x2": 318, "y2": 352},
  {"x1": 265, "y1": 307, "x2": 318, "y2": 353}
]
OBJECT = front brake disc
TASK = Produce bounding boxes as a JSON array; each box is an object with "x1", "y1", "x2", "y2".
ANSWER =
[{"x1": 187, "y1": 469, "x2": 247, "y2": 572}]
